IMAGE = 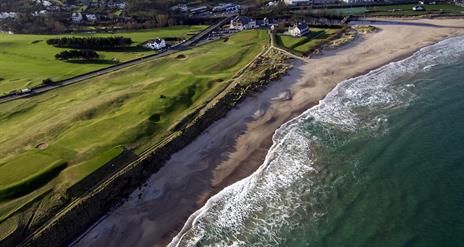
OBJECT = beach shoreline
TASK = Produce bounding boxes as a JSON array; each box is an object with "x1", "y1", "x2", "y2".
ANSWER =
[{"x1": 71, "y1": 18, "x2": 464, "y2": 247}]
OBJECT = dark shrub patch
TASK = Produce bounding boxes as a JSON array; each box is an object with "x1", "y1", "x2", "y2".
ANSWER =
[{"x1": 149, "y1": 113, "x2": 161, "y2": 122}]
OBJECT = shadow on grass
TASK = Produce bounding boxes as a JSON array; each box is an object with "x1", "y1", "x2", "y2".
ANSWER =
[
  {"x1": 66, "y1": 59, "x2": 120, "y2": 65},
  {"x1": 0, "y1": 161, "x2": 67, "y2": 201},
  {"x1": 92, "y1": 46, "x2": 152, "y2": 53},
  {"x1": 290, "y1": 31, "x2": 330, "y2": 49}
]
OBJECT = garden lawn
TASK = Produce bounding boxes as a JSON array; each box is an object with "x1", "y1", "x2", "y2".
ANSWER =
[
  {"x1": 276, "y1": 27, "x2": 341, "y2": 55},
  {"x1": 0, "y1": 30, "x2": 268, "y2": 227},
  {"x1": 0, "y1": 25, "x2": 206, "y2": 95}
]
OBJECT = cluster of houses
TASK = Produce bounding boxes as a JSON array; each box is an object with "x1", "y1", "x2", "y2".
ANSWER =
[
  {"x1": 171, "y1": 3, "x2": 241, "y2": 17},
  {"x1": 70, "y1": 0, "x2": 127, "y2": 10},
  {"x1": 0, "y1": 0, "x2": 126, "y2": 22},
  {"x1": 228, "y1": 15, "x2": 310, "y2": 38},
  {"x1": 229, "y1": 16, "x2": 273, "y2": 30},
  {"x1": 71, "y1": 13, "x2": 98, "y2": 23},
  {"x1": 70, "y1": 1, "x2": 127, "y2": 23},
  {"x1": 33, "y1": 0, "x2": 52, "y2": 8}
]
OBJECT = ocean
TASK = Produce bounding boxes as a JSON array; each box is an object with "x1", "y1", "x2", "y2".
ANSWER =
[{"x1": 169, "y1": 35, "x2": 464, "y2": 247}]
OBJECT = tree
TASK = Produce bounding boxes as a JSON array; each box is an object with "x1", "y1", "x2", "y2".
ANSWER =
[
  {"x1": 42, "y1": 78, "x2": 54, "y2": 84},
  {"x1": 47, "y1": 37, "x2": 133, "y2": 50},
  {"x1": 55, "y1": 50, "x2": 100, "y2": 61},
  {"x1": 155, "y1": 14, "x2": 169, "y2": 27}
]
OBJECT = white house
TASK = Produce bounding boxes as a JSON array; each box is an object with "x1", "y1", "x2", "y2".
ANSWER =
[
  {"x1": 267, "y1": 1, "x2": 279, "y2": 7},
  {"x1": 116, "y1": 2, "x2": 126, "y2": 9},
  {"x1": 288, "y1": 23, "x2": 310, "y2": 37},
  {"x1": 0, "y1": 12, "x2": 17, "y2": 19},
  {"x1": 230, "y1": 16, "x2": 258, "y2": 30},
  {"x1": 42, "y1": 0, "x2": 52, "y2": 7},
  {"x1": 32, "y1": 10, "x2": 48, "y2": 16},
  {"x1": 71, "y1": 12, "x2": 83, "y2": 23},
  {"x1": 284, "y1": 0, "x2": 310, "y2": 6},
  {"x1": 144, "y1": 38, "x2": 166, "y2": 50},
  {"x1": 170, "y1": 4, "x2": 189, "y2": 13},
  {"x1": 85, "y1": 14, "x2": 97, "y2": 22}
]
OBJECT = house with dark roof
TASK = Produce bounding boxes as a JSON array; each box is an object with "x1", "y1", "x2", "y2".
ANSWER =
[
  {"x1": 288, "y1": 23, "x2": 310, "y2": 37},
  {"x1": 229, "y1": 16, "x2": 257, "y2": 30},
  {"x1": 412, "y1": 5, "x2": 426, "y2": 11}
]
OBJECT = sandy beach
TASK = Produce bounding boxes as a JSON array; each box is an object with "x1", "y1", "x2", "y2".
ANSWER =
[{"x1": 71, "y1": 18, "x2": 464, "y2": 247}]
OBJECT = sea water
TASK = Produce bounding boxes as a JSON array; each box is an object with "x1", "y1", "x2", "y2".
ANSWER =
[{"x1": 169, "y1": 35, "x2": 464, "y2": 247}]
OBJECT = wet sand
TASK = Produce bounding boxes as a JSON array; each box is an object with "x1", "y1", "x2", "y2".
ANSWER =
[{"x1": 70, "y1": 19, "x2": 464, "y2": 247}]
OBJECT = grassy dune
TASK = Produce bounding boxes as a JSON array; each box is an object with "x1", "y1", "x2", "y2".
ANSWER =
[
  {"x1": 0, "y1": 30, "x2": 269, "y2": 225},
  {"x1": 0, "y1": 25, "x2": 206, "y2": 95},
  {"x1": 276, "y1": 27, "x2": 341, "y2": 55}
]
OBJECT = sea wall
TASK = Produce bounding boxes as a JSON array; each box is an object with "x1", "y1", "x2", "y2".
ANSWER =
[{"x1": 17, "y1": 52, "x2": 290, "y2": 247}]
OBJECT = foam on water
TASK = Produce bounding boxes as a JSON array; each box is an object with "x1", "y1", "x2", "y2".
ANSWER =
[{"x1": 169, "y1": 35, "x2": 464, "y2": 247}]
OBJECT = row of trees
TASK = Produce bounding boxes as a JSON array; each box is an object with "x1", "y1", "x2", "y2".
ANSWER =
[
  {"x1": 0, "y1": 0, "x2": 41, "y2": 12},
  {"x1": 47, "y1": 36, "x2": 133, "y2": 49},
  {"x1": 0, "y1": 14, "x2": 68, "y2": 34},
  {"x1": 55, "y1": 50, "x2": 99, "y2": 61}
]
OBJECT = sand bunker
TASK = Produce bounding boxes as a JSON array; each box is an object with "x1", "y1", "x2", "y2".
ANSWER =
[
  {"x1": 176, "y1": 54, "x2": 188, "y2": 60},
  {"x1": 35, "y1": 143, "x2": 48, "y2": 150}
]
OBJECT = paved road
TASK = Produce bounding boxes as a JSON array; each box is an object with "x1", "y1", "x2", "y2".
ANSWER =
[{"x1": 0, "y1": 16, "x2": 234, "y2": 104}]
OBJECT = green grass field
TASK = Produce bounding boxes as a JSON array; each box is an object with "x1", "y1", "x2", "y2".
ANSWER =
[
  {"x1": 0, "y1": 30, "x2": 269, "y2": 230},
  {"x1": 0, "y1": 25, "x2": 206, "y2": 95},
  {"x1": 276, "y1": 27, "x2": 341, "y2": 55},
  {"x1": 302, "y1": 3, "x2": 464, "y2": 16},
  {"x1": 366, "y1": 3, "x2": 464, "y2": 16}
]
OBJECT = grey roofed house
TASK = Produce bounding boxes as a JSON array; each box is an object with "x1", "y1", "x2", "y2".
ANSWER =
[{"x1": 190, "y1": 6, "x2": 209, "y2": 14}]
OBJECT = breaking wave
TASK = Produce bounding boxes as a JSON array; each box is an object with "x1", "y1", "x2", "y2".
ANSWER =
[{"x1": 168, "y1": 35, "x2": 464, "y2": 247}]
